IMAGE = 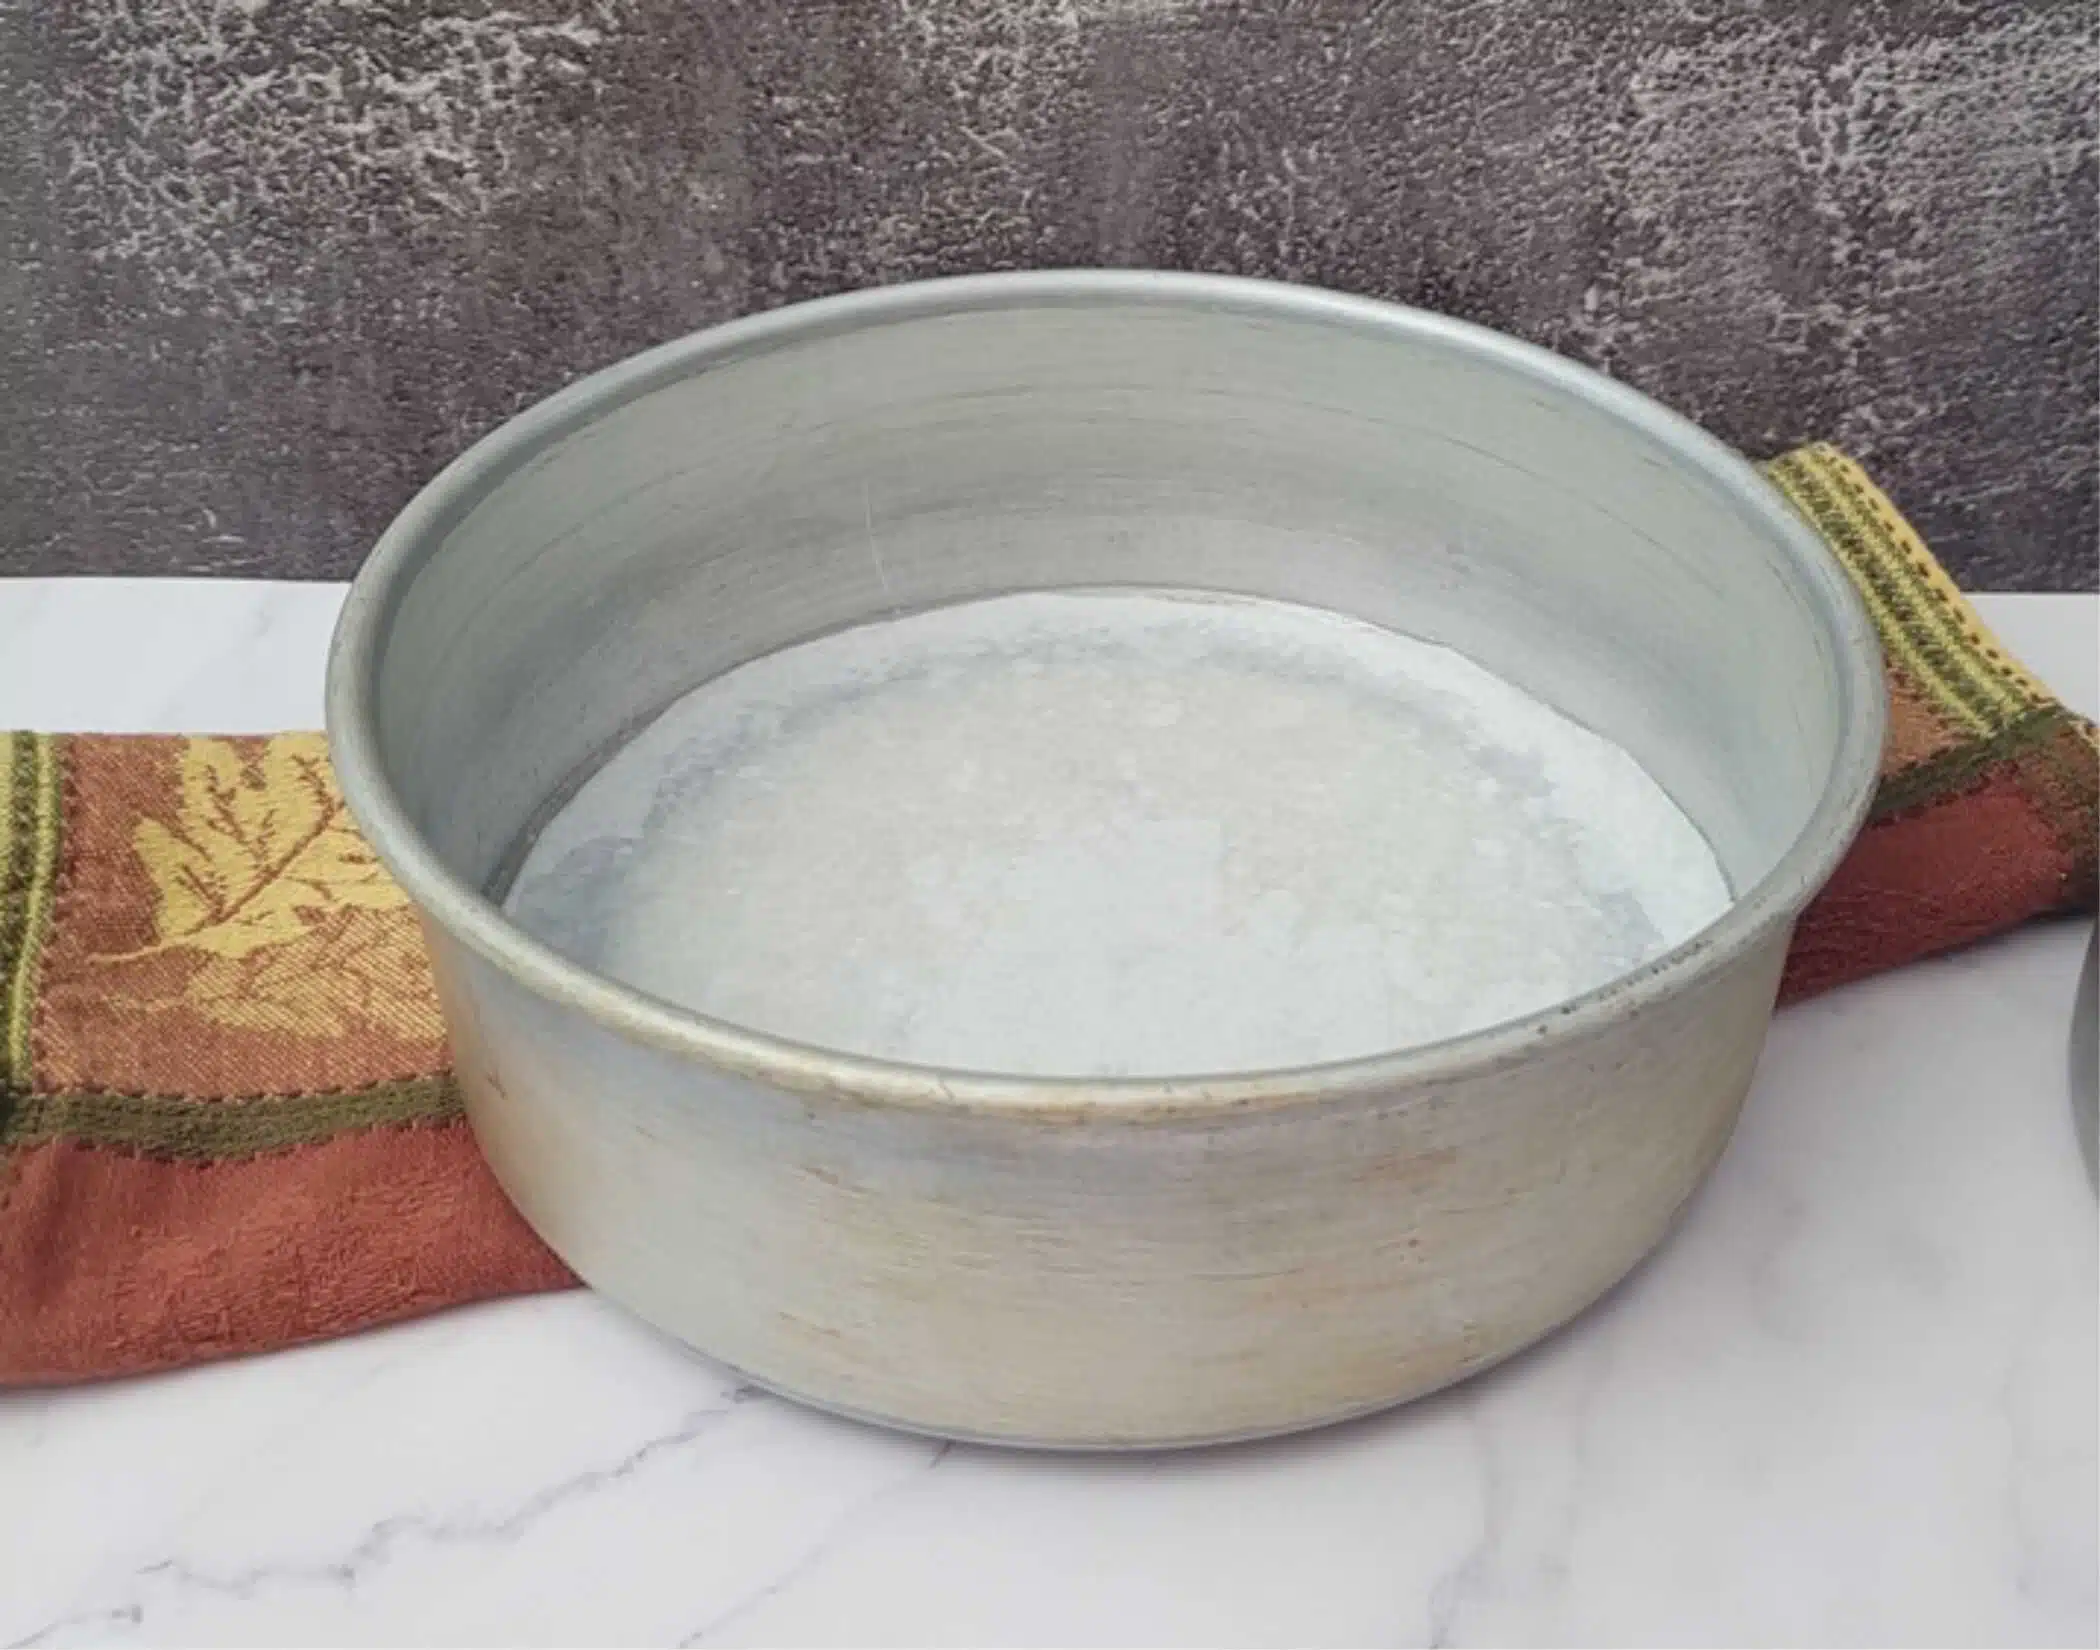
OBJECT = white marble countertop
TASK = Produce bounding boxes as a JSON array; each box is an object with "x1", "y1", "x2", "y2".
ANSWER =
[{"x1": 1, "y1": 581, "x2": 2093, "y2": 1648}]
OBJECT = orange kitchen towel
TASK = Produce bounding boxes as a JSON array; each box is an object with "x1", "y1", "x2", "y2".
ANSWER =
[{"x1": 1, "y1": 445, "x2": 2093, "y2": 1384}]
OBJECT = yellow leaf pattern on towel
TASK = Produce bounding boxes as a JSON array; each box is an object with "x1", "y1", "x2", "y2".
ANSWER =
[{"x1": 113, "y1": 735, "x2": 437, "y2": 1039}]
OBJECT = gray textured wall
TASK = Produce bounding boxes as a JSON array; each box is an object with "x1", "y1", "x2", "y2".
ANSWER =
[{"x1": 4, "y1": 0, "x2": 2094, "y2": 587}]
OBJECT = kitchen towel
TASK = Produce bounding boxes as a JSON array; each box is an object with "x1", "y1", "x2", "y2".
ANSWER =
[{"x1": 1, "y1": 444, "x2": 2093, "y2": 1384}]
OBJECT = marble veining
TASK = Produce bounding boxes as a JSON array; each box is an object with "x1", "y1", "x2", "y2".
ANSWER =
[{"x1": 0, "y1": 583, "x2": 2093, "y2": 1646}]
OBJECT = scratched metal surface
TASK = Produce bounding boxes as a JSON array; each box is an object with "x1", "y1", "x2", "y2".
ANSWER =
[{"x1": 2, "y1": 0, "x2": 2093, "y2": 587}]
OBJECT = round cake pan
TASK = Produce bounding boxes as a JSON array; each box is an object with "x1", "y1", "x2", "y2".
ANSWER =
[{"x1": 326, "y1": 271, "x2": 1885, "y2": 1447}]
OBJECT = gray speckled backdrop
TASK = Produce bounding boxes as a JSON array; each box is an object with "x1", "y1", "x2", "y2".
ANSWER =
[{"x1": 4, "y1": 0, "x2": 2094, "y2": 587}]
